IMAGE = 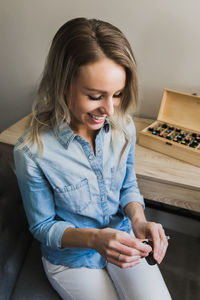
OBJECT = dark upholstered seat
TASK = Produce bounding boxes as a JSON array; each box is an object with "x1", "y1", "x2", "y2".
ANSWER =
[{"x1": 0, "y1": 143, "x2": 61, "y2": 300}]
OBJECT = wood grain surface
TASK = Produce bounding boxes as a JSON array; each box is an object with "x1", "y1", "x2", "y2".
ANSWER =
[
  {"x1": 134, "y1": 117, "x2": 200, "y2": 213},
  {"x1": 0, "y1": 114, "x2": 31, "y2": 145}
]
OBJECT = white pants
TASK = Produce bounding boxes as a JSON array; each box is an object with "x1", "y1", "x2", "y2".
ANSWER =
[{"x1": 42, "y1": 256, "x2": 172, "y2": 300}]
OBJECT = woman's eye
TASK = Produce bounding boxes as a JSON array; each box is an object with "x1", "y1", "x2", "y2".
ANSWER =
[
  {"x1": 113, "y1": 92, "x2": 122, "y2": 98},
  {"x1": 88, "y1": 95, "x2": 102, "y2": 101},
  {"x1": 87, "y1": 92, "x2": 122, "y2": 100}
]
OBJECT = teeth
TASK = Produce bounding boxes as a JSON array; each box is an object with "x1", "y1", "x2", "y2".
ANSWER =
[{"x1": 90, "y1": 114, "x2": 105, "y2": 120}]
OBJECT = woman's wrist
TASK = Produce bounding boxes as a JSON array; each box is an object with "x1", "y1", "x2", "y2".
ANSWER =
[
  {"x1": 87, "y1": 228, "x2": 101, "y2": 249},
  {"x1": 124, "y1": 202, "x2": 146, "y2": 224},
  {"x1": 61, "y1": 227, "x2": 100, "y2": 249}
]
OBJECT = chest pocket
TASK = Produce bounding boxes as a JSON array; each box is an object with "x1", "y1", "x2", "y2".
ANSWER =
[{"x1": 54, "y1": 178, "x2": 92, "y2": 215}]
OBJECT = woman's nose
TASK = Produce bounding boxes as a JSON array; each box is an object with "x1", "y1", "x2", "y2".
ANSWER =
[{"x1": 102, "y1": 97, "x2": 115, "y2": 116}]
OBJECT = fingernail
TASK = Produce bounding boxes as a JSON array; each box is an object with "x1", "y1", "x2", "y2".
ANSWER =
[{"x1": 154, "y1": 252, "x2": 159, "y2": 259}]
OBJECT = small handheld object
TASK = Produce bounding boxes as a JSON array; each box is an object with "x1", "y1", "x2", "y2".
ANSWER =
[
  {"x1": 142, "y1": 236, "x2": 170, "y2": 266},
  {"x1": 142, "y1": 240, "x2": 156, "y2": 265}
]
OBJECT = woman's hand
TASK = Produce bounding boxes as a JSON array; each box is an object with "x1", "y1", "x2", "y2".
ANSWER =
[
  {"x1": 93, "y1": 228, "x2": 152, "y2": 268},
  {"x1": 132, "y1": 219, "x2": 168, "y2": 264}
]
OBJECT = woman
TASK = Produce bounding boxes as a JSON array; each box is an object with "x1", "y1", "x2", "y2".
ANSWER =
[{"x1": 14, "y1": 17, "x2": 171, "y2": 299}]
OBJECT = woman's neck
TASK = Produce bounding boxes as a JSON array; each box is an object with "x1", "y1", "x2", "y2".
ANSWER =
[{"x1": 70, "y1": 124, "x2": 98, "y2": 154}]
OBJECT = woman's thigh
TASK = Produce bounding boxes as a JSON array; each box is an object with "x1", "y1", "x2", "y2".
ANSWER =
[
  {"x1": 42, "y1": 257, "x2": 119, "y2": 300},
  {"x1": 106, "y1": 258, "x2": 172, "y2": 300}
]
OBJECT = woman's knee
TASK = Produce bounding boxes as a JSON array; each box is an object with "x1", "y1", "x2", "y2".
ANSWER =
[
  {"x1": 106, "y1": 259, "x2": 172, "y2": 300},
  {"x1": 42, "y1": 258, "x2": 119, "y2": 300}
]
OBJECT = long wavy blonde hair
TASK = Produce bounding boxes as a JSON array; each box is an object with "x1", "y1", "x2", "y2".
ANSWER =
[{"x1": 25, "y1": 17, "x2": 138, "y2": 156}]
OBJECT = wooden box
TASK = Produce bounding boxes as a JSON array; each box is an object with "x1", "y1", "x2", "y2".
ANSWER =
[{"x1": 138, "y1": 89, "x2": 200, "y2": 167}]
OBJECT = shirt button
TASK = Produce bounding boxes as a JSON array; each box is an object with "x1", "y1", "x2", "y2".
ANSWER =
[
  {"x1": 98, "y1": 149, "x2": 102, "y2": 154},
  {"x1": 88, "y1": 155, "x2": 93, "y2": 160},
  {"x1": 97, "y1": 175, "x2": 103, "y2": 180},
  {"x1": 105, "y1": 216, "x2": 109, "y2": 221},
  {"x1": 101, "y1": 196, "x2": 104, "y2": 201}
]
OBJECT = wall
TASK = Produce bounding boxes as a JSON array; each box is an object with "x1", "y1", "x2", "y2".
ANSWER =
[{"x1": 1, "y1": 0, "x2": 200, "y2": 131}]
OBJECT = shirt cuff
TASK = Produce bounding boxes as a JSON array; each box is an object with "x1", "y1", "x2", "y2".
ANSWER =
[
  {"x1": 47, "y1": 221, "x2": 75, "y2": 249},
  {"x1": 120, "y1": 191, "x2": 145, "y2": 210}
]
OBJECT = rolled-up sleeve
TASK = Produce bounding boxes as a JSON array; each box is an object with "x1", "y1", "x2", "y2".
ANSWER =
[
  {"x1": 119, "y1": 120, "x2": 145, "y2": 209},
  {"x1": 14, "y1": 147, "x2": 75, "y2": 249}
]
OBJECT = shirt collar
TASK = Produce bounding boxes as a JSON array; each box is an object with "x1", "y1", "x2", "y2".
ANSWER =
[{"x1": 55, "y1": 118, "x2": 110, "y2": 149}]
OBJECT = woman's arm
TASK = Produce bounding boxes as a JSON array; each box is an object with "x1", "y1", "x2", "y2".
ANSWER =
[
  {"x1": 124, "y1": 201, "x2": 169, "y2": 264},
  {"x1": 119, "y1": 119, "x2": 145, "y2": 210},
  {"x1": 14, "y1": 146, "x2": 75, "y2": 250},
  {"x1": 124, "y1": 201, "x2": 146, "y2": 224},
  {"x1": 61, "y1": 226, "x2": 152, "y2": 268},
  {"x1": 119, "y1": 119, "x2": 168, "y2": 264}
]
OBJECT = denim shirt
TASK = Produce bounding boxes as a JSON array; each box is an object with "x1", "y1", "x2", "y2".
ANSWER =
[{"x1": 14, "y1": 117, "x2": 144, "y2": 268}]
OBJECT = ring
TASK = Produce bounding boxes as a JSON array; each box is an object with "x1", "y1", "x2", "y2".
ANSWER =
[{"x1": 118, "y1": 254, "x2": 122, "y2": 261}]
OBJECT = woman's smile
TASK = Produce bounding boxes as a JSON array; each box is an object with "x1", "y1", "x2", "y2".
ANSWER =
[{"x1": 88, "y1": 113, "x2": 107, "y2": 124}]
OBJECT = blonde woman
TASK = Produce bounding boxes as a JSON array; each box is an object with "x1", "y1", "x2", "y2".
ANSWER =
[{"x1": 14, "y1": 18, "x2": 171, "y2": 300}]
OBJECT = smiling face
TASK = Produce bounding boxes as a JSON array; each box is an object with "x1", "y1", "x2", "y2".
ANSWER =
[{"x1": 67, "y1": 57, "x2": 126, "y2": 138}]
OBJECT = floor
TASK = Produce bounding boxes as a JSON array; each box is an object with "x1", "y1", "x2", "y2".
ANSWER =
[{"x1": 145, "y1": 206, "x2": 200, "y2": 300}]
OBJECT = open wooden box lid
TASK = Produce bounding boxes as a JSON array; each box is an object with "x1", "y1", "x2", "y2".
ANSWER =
[{"x1": 157, "y1": 89, "x2": 200, "y2": 133}]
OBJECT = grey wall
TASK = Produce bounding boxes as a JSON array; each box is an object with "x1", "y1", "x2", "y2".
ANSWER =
[{"x1": 1, "y1": 0, "x2": 200, "y2": 132}]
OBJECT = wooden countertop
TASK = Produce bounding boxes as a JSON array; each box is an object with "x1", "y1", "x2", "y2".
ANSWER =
[
  {"x1": 134, "y1": 118, "x2": 200, "y2": 190},
  {"x1": 134, "y1": 118, "x2": 200, "y2": 213},
  {"x1": 1, "y1": 115, "x2": 200, "y2": 213},
  {"x1": 0, "y1": 114, "x2": 31, "y2": 145}
]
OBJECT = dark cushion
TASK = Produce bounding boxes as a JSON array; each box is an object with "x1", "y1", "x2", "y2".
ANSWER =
[
  {"x1": 0, "y1": 145, "x2": 32, "y2": 299},
  {"x1": 11, "y1": 239, "x2": 61, "y2": 300}
]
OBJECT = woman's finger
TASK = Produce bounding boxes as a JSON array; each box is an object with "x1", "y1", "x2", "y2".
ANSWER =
[
  {"x1": 107, "y1": 255, "x2": 140, "y2": 269},
  {"x1": 108, "y1": 242, "x2": 142, "y2": 257},
  {"x1": 106, "y1": 248, "x2": 140, "y2": 261},
  {"x1": 157, "y1": 226, "x2": 168, "y2": 263},
  {"x1": 148, "y1": 223, "x2": 169, "y2": 263},
  {"x1": 128, "y1": 238, "x2": 152, "y2": 254},
  {"x1": 118, "y1": 253, "x2": 141, "y2": 263},
  {"x1": 147, "y1": 222, "x2": 161, "y2": 261}
]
